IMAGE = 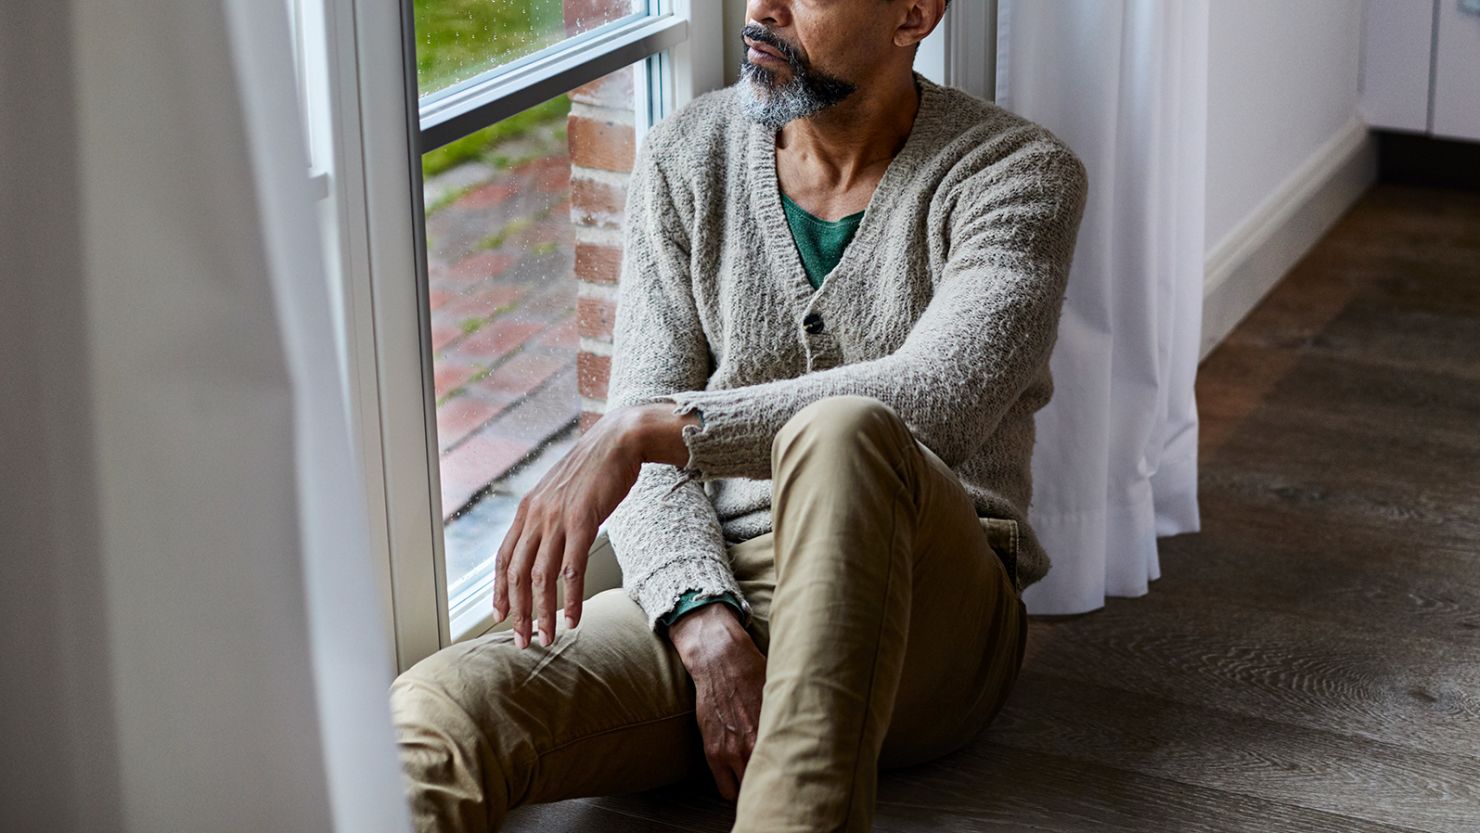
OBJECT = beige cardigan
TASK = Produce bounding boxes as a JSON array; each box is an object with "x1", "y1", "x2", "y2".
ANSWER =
[{"x1": 604, "y1": 72, "x2": 1089, "y2": 631}]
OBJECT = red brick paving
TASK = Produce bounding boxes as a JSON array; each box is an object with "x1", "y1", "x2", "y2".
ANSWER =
[
  {"x1": 434, "y1": 359, "x2": 483, "y2": 399},
  {"x1": 530, "y1": 314, "x2": 578, "y2": 351},
  {"x1": 430, "y1": 322, "x2": 464, "y2": 353},
  {"x1": 474, "y1": 351, "x2": 567, "y2": 401},
  {"x1": 459, "y1": 180, "x2": 518, "y2": 210},
  {"x1": 439, "y1": 432, "x2": 535, "y2": 515},
  {"x1": 426, "y1": 141, "x2": 587, "y2": 519},
  {"x1": 530, "y1": 155, "x2": 572, "y2": 192},
  {"x1": 449, "y1": 251, "x2": 520, "y2": 284},
  {"x1": 440, "y1": 283, "x2": 529, "y2": 320},
  {"x1": 435, "y1": 396, "x2": 506, "y2": 452},
  {"x1": 451, "y1": 319, "x2": 547, "y2": 365}
]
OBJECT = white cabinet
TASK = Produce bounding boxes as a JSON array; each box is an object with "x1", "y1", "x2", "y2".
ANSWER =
[
  {"x1": 1433, "y1": 0, "x2": 1480, "y2": 139},
  {"x1": 1362, "y1": 0, "x2": 1480, "y2": 142}
]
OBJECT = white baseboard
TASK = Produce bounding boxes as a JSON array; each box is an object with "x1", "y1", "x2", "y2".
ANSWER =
[{"x1": 1201, "y1": 117, "x2": 1378, "y2": 361}]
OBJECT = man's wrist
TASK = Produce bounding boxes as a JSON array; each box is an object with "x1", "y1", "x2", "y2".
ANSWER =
[
  {"x1": 660, "y1": 589, "x2": 743, "y2": 627},
  {"x1": 667, "y1": 602, "x2": 749, "y2": 667},
  {"x1": 624, "y1": 402, "x2": 700, "y2": 467}
]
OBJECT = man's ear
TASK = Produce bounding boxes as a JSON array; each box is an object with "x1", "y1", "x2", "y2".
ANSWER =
[{"x1": 892, "y1": 0, "x2": 945, "y2": 50}]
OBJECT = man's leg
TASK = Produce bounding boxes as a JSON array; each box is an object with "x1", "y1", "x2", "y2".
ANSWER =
[
  {"x1": 731, "y1": 394, "x2": 1027, "y2": 833},
  {"x1": 389, "y1": 553, "x2": 710, "y2": 833}
]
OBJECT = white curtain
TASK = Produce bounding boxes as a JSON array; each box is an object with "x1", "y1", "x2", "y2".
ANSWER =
[
  {"x1": 1, "y1": 2, "x2": 408, "y2": 831},
  {"x1": 996, "y1": 0, "x2": 1208, "y2": 614}
]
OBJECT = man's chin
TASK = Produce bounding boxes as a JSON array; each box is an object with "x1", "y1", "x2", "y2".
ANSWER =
[{"x1": 741, "y1": 65, "x2": 787, "y2": 91}]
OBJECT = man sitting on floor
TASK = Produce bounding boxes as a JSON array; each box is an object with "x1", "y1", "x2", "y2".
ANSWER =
[{"x1": 389, "y1": 1, "x2": 1089, "y2": 830}]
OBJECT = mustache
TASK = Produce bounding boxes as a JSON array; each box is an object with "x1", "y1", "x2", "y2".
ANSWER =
[{"x1": 741, "y1": 22, "x2": 806, "y2": 69}]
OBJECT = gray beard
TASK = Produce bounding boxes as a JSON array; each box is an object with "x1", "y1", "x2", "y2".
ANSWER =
[{"x1": 738, "y1": 61, "x2": 856, "y2": 130}]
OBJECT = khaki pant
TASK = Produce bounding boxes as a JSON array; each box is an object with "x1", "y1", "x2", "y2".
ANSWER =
[{"x1": 390, "y1": 394, "x2": 1027, "y2": 833}]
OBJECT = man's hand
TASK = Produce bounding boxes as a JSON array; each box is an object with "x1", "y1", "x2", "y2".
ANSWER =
[
  {"x1": 492, "y1": 402, "x2": 701, "y2": 648},
  {"x1": 668, "y1": 604, "x2": 767, "y2": 802}
]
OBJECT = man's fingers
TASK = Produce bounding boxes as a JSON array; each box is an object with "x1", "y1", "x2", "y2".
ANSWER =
[
  {"x1": 531, "y1": 528, "x2": 563, "y2": 647},
  {"x1": 492, "y1": 509, "x2": 525, "y2": 623},
  {"x1": 508, "y1": 521, "x2": 540, "y2": 649},
  {"x1": 733, "y1": 737, "x2": 751, "y2": 783},
  {"x1": 706, "y1": 750, "x2": 738, "y2": 803},
  {"x1": 730, "y1": 756, "x2": 749, "y2": 800},
  {"x1": 561, "y1": 529, "x2": 590, "y2": 630}
]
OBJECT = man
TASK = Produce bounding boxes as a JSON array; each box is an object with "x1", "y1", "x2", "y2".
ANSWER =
[{"x1": 389, "y1": 0, "x2": 1089, "y2": 830}]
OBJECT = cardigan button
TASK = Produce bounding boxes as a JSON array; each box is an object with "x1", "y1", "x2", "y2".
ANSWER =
[{"x1": 803, "y1": 312, "x2": 825, "y2": 334}]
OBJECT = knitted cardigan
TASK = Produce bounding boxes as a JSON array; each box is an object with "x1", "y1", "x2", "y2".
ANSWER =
[{"x1": 604, "y1": 71, "x2": 1089, "y2": 631}]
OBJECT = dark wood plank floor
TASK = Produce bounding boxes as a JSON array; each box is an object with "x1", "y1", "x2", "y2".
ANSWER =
[{"x1": 505, "y1": 181, "x2": 1480, "y2": 832}]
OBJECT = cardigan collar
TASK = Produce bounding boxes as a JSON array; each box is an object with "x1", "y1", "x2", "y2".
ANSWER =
[{"x1": 744, "y1": 71, "x2": 947, "y2": 306}]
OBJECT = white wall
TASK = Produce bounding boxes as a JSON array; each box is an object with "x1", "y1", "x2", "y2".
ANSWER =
[
  {"x1": 1, "y1": 9, "x2": 123, "y2": 829},
  {"x1": 1205, "y1": 0, "x2": 1367, "y2": 252},
  {"x1": 1201, "y1": 0, "x2": 1375, "y2": 356}
]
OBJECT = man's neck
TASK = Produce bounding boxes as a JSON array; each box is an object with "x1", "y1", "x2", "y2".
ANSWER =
[{"x1": 775, "y1": 72, "x2": 922, "y2": 195}]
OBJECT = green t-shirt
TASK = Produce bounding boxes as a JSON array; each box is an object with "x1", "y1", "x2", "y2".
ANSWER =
[
  {"x1": 658, "y1": 196, "x2": 865, "y2": 633},
  {"x1": 779, "y1": 191, "x2": 865, "y2": 290}
]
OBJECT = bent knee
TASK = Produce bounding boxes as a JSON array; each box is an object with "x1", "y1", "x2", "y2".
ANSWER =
[
  {"x1": 390, "y1": 674, "x2": 501, "y2": 833},
  {"x1": 389, "y1": 666, "x2": 490, "y2": 771},
  {"x1": 774, "y1": 394, "x2": 908, "y2": 457}
]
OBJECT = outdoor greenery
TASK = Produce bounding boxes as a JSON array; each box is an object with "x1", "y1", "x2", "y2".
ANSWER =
[
  {"x1": 413, "y1": 0, "x2": 567, "y2": 96},
  {"x1": 414, "y1": 1, "x2": 577, "y2": 178},
  {"x1": 422, "y1": 95, "x2": 570, "y2": 178}
]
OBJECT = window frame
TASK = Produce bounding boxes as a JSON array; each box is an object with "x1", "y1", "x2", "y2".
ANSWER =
[
  {"x1": 291, "y1": 0, "x2": 991, "y2": 673},
  {"x1": 291, "y1": 0, "x2": 722, "y2": 671}
]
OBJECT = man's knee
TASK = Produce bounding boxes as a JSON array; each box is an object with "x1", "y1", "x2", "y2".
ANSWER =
[
  {"x1": 772, "y1": 394, "x2": 909, "y2": 466},
  {"x1": 389, "y1": 650, "x2": 521, "y2": 833}
]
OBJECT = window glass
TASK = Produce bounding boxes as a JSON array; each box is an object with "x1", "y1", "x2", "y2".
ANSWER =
[
  {"x1": 414, "y1": 0, "x2": 647, "y2": 98},
  {"x1": 423, "y1": 63, "x2": 640, "y2": 617}
]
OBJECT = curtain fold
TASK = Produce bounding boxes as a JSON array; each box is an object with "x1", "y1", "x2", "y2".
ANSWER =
[
  {"x1": 996, "y1": 0, "x2": 1208, "y2": 614},
  {"x1": 2, "y1": 1, "x2": 409, "y2": 830}
]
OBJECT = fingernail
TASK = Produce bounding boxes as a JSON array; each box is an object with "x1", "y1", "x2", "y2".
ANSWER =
[
  {"x1": 540, "y1": 628, "x2": 551, "y2": 647},
  {"x1": 515, "y1": 631, "x2": 527, "y2": 649},
  {"x1": 565, "y1": 614, "x2": 576, "y2": 630}
]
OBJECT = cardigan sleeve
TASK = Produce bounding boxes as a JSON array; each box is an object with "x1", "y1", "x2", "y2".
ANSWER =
[
  {"x1": 659, "y1": 140, "x2": 1090, "y2": 485},
  {"x1": 655, "y1": 588, "x2": 747, "y2": 633},
  {"x1": 602, "y1": 137, "x2": 754, "y2": 633}
]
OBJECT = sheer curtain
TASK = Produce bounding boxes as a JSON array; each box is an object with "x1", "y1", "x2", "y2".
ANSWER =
[
  {"x1": 996, "y1": 0, "x2": 1208, "y2": 614},
  {"x1": 1, "y1": 2, "x2": 408, "y2": 831}
]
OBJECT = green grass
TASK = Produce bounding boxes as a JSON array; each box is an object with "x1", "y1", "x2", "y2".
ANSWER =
[
  {"x1": 415, "y1": 1, "x2": 577, "y2": 178},
  {"x1": 425, "y1": 182, "x2": 477, "y2": 216},
  {"x1": 413, "y1": 0, "x2": 567, "y2": 96},
  {"x1": 422, "y1": 94, "x2": 571, "y2": 179},
  {"x1": 475, "y1": 216, "x2": 533, "y2": 251}
]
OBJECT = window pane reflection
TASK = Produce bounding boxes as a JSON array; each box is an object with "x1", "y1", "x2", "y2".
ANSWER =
[
  {"x1": 414, "y1": 0, "x2": 646, "y2": 98},
  {"x1": 423, "y1": 64, "x2": 638, "y2": 615}
]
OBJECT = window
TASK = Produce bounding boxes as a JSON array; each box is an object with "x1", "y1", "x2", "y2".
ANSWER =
[
  {"x1": 289, "y1": 0, "x2": 989, "y2": 672},
  {"x1": 413, "y1": 0, "x2": 704, "y2": 651},
  {"x1": 289, "y1": 0, "x2": 721, "y2": 669},
  {"x1": 426, "y1": 64, "x2": 642, "y2": 639},
  {"x1": 413, "y1": 0, "x2": 646, "y2": 97}
]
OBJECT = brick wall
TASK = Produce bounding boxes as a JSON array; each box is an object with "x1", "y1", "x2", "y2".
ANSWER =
[{"x1": 565, "y1": 0, "x2": 640, "y2": 434}]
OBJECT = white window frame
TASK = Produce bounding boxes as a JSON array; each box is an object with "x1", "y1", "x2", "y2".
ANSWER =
[
  {"x1": 289, "y1": 0, "x2": 992, "y2": 673},
  {"x1": 288, "y1": 0, "x2": 721, "y2": 671},
  {"x1": 916, "y1": 0, "x2": 997, "y2": 102}
]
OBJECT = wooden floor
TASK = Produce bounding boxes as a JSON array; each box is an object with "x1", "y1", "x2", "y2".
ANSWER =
[{"x1": 506, "y1": 181, "x2": 1480, "y2": 832}]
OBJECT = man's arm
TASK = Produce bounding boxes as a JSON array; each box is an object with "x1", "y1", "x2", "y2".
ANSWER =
[
  {"x1": 659, "y1": 139, "x2": 1090, "y2": 485},
  {"x1": 603, "y1": 133, "x2": 754, "y2": 633}
]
